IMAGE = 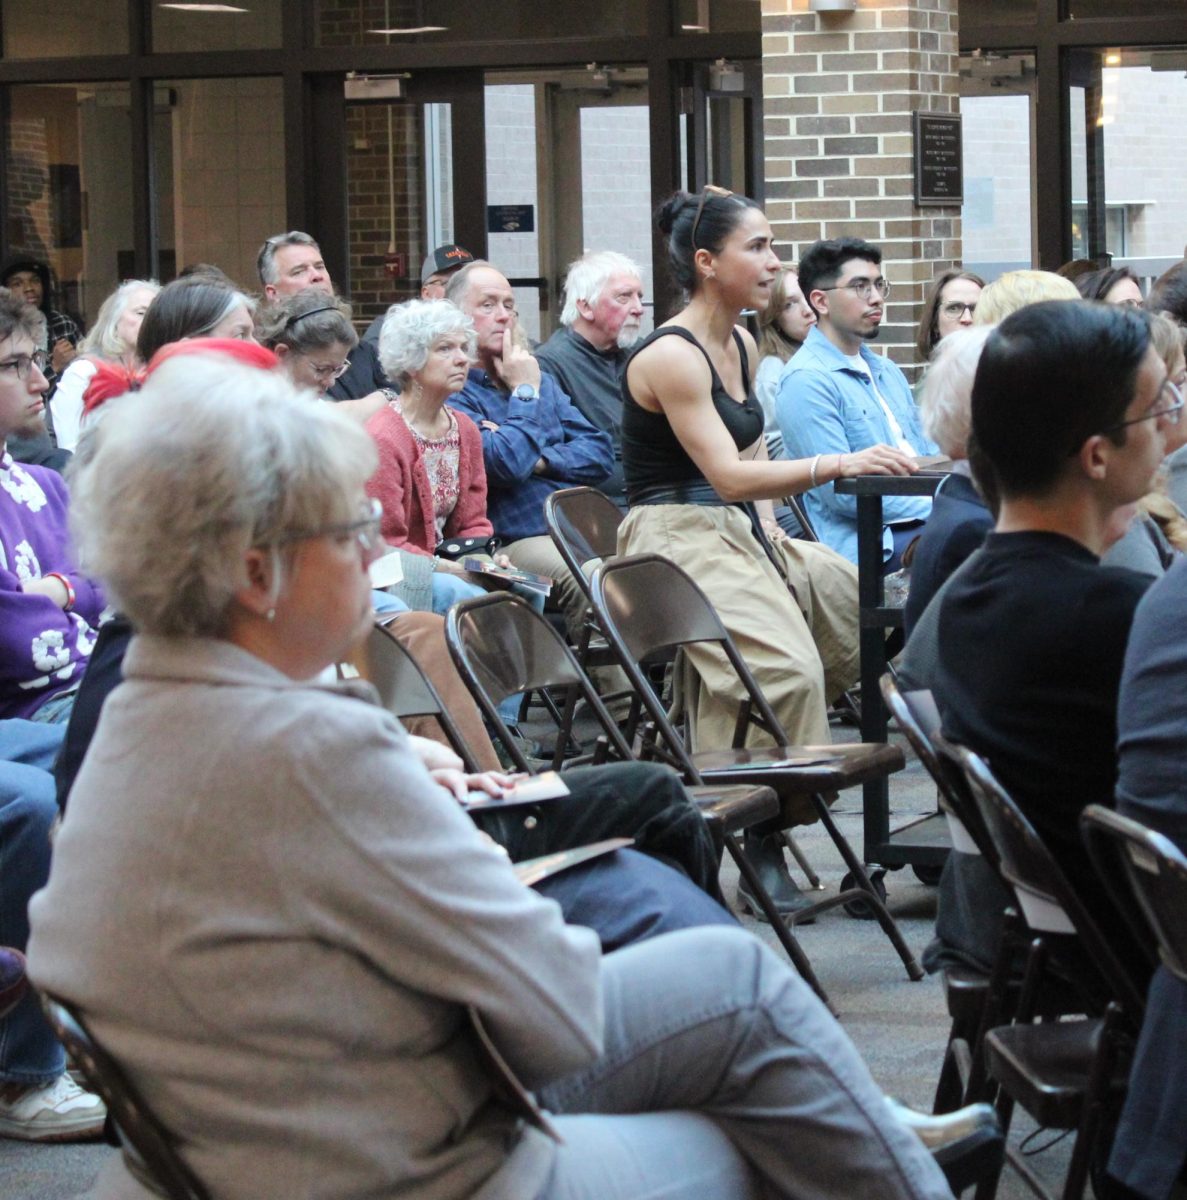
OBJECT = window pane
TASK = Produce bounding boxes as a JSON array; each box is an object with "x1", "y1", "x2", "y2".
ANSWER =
[
  {"x1": 1, "y1": 0, "x2": 128, "y2": 59},
  {"x1": 154, "y1": 78, "x2": 286, "y2": 289},
  {"x1": 580, "y1": 105, "x2": 655, "y2": 339},
  {"x1": 314, "y1": 1, "x2": 644, "y2": 47},
  {"x1": 960, "y1": 54, "x2": 1036, "y2": 278},
  {"x1": 152, "y1": 0, "x2": 283, "y2": 52},
  {"x1": 5, "y1": 82, "x2": 134, "y2": 329},
  {"x1": 1069, "y1": 47, "x2": 1187, "y2": 284},
  {"x1": 485, "y1": 83, "x2": 541, "y2": 343}
]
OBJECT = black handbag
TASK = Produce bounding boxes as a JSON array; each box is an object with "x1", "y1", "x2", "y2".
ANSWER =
[{"x1": 436, "y1": 534, "x2": 501, "y2": 561}]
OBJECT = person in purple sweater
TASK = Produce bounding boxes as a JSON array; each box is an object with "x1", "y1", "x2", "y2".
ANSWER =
[{"x1": 0, "y1": 287, "x2": 104, "y2": 726}]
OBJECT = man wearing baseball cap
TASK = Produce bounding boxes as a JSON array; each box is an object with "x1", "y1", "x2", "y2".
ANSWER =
[{"x1": 361, "y1": 244, "x2": 475, "y2": 348}]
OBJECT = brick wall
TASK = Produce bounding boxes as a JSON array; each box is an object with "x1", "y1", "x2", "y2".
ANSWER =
[
  {"x1": 345, "y1": 102, "x2": 423, "y2": 326},
  {"x1": 761, "y1": 0, "x2": 961, "y2": 374},
  {"x1": 6, "y1": 118, "x2": 52, "y2": 260}
]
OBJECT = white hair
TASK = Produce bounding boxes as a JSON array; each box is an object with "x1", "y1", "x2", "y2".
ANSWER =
[
  {"x1": 560, "y1": 250, "x2": 643, "y2": 327},
  {"x1": 68, "y1": 355, "x2": 376, "y2": 638},
  {"x1": 918, "y1": 325, "x2": 994, "y2": 459},
  {"x1": 378, "y1": 299, "x2": 476, "y2": 385},
  {"x1": 78, "y1": 279, "x2": 160, "y2": 361}
]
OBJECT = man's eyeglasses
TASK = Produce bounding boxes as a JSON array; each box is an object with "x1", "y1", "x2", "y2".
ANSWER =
[
  {"x1": 817, "y1": 277, "x2": 891, "y2": 302},
  {"x1": 1104, "y1": 377, "x2": 1185, "y2": 434},
  {"x1": 690, "y1": 184, "x2": 733, "y2": 250},
  {"x1": 941, "y1": 301, "x2": 976, "y2": 319},
  {"x1": 0, "y1": 350, "x2": 47, "y2": 380},
  {"x1": 267, "y1": 498, "x2": 384, "y2": 560}
]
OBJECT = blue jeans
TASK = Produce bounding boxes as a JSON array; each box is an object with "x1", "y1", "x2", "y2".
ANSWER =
[
  {"x1": 534, "y1": 927, "x2": 952, "y2": 1200},
  {"x1": 0, "y1": 720, "x2": 67, "y2": 1086}
]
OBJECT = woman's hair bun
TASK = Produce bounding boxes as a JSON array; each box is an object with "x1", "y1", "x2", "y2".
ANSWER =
[{"x1": 656, "y1": 191, "x2": 694, "y2": 238}]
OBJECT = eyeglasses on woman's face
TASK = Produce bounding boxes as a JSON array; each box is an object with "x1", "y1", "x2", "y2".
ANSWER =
[{"x1": 267, "y1": 497, "x2": 384, "y2": 563}]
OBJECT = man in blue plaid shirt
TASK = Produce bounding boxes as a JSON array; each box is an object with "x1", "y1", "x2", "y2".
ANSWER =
[{"x1": 446, "y1": 261, "x2": 613, "y2": 642}]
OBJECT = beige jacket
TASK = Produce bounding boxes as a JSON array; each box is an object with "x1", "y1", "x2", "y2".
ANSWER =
[{"x1": 29, "y1": 635, "x2": 602, "y2": 1199}]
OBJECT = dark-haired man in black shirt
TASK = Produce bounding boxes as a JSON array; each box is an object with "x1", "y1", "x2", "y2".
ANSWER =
[{"x1": 930, "y1": 299, "x2": 1177, "y2": 971}]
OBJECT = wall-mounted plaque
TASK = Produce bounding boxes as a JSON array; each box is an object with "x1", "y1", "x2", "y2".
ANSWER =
[
  {"x1": 487, "y1": 204, "x2": 535, "y2": 233},
  {"x1": 912, "y1": 112, "x2": 963, "y2": 207}
]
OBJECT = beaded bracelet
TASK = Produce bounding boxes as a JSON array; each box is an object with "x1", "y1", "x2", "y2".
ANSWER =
[{"x1": 809, "y1": 453, "x2": 822, "y2": 489}]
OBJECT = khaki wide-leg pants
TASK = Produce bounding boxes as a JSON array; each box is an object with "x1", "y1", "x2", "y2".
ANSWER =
[{"x1": 617, "y1": 504, "x2": 858, "y2": 753}]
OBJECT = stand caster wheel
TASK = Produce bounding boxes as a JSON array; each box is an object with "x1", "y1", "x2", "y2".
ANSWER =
[
  {"x1": 841, "y1": 867, "x2": 888, "y2": 919},
  {"x1": 912, "y1": 863, "x2": 944, "y2": 887}
]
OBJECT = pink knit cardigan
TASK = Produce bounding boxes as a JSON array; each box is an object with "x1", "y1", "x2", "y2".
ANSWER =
[{"x1": 364, "y1": 403, "x2": 494, "y2": 555}]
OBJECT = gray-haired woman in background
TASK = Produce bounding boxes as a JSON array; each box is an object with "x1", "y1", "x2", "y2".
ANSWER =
[{"x1": 50, "y1": 278, "x2": 160, "y2": 451}]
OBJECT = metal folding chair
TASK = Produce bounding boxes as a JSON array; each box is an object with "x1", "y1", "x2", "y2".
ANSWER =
[
  {"x1": 938, "y1": 742, "x2": 1148, "y2": 1200},
  {"x1": 40, "y1": 994, "x2": 211, "y2": 1200},
  {"x1": 364, "y1": 617, "x2": 480, "y2": 771},
  {"x1": 443, "y1": 589, "x2": 835, "y2": 1005},
  {"x1": 589, "y1": 552, "x2": 922, "y2": 981}
]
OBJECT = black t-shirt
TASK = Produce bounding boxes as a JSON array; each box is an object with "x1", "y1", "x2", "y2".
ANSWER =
[
  {"x1": 933, "y1": 529, "x2": 1150, "y2": 960},
  {"x1": 620, "y1": 326, "x2": 763, "y2": 504}
]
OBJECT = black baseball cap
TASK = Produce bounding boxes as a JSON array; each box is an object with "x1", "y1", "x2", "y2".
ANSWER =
[{"x1": 421, "y1": 244, "x2": 475, "y2": 284}]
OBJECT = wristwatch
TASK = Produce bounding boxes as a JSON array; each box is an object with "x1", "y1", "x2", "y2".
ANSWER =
[{"x1": 511, "y1": 384, "x2": 540, "y2": 401}]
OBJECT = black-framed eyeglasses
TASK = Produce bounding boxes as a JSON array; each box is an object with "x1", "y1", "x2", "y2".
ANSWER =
[
  {"x1": 941, "y1": 301, "x2": 976, "y2": 319},
  {"x1": 817, "y1": 277, "x2": 891, "y2": 302},
  {"x1": 690, "y1": 184, "x2": 733, "y2": 250},
  {"x1": 1103, "y1": 378, "x2": 1185, "y2": 434},
  {"x1": 266, "y1": 497, "x2": 384, "y2": 559},
  {"x1": 0, "y1": 350, "x2": 48, "y2": 380}
]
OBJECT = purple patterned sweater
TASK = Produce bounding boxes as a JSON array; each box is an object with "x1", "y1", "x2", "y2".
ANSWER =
[{"x1": 0, "y1": 451, "x2": 104, "y2": 719}]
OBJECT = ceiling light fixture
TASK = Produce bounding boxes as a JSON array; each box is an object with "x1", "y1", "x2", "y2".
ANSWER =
[
  {"x1": 159, "y1": 3, "x2": 249, "y2": 11},
  {"x1": 367, "y1": 26, "x2": 448, "y2": 35}
]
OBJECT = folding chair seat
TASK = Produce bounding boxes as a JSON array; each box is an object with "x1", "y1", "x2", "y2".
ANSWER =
[
  {"x1": 936, "y1": 741, "x2": 1148, "y2": 1200},
  {"x1": 40, "y1": 994, "x2": 211, "y2": 1200},
  {"x1": 443, "y1": 589, "x2": 835, "y2": 1005},
  {"x1": 588, "y1": 553, "x2": 922, "y2": 983}
]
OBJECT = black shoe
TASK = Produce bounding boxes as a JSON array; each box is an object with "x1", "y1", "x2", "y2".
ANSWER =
[
  {"x1": 886, "y1": 1098, "x2": 1004, "y2": 1195},
  {"x1": 736, "y1": 834, "x2": 816, "y2": 922}
]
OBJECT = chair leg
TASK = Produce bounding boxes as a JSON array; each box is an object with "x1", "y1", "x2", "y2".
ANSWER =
[
  {"x1": 812, "y1": 796, "x2": 925, "y2": 981},
  {"x1": 723, "y1": 832, "x2": 835, "y2": 1013},
  {"x1": 780, "y1": 830, "x2": 824, "y2": 890}
]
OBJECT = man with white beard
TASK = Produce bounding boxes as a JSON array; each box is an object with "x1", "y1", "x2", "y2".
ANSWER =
[{"x1": 536, "y1": 251, "x2": 647, "y2": 508}]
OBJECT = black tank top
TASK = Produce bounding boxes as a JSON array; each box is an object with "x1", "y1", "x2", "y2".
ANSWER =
[{"x1": 620, "y1": 326, "x2": 765, "y2": 504}]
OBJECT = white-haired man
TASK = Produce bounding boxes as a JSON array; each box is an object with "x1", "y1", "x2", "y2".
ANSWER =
[
  {"x1": 256, "y1": 230, "x2": 390, "y2": 412},
  {"x1": 536, "y1": 251, "x2": 645, "y2": 508}
]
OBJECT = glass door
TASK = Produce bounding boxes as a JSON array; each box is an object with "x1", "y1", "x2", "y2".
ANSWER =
[{"x1": 343, "y1": 69, "x2": 485, "y2": 331}]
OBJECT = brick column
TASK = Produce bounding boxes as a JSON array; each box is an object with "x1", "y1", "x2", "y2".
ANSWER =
[{"x1": 761, "y1": 0, "x2": 960, "y2": 377}]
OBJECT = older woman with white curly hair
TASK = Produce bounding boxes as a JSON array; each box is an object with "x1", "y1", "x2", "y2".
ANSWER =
[
  {"x1": 365, "y1": 298, "x2": 510, "y2": 615},
  {"x1": 26, "y1": 355, "x2": 962, "y2": 1200}
]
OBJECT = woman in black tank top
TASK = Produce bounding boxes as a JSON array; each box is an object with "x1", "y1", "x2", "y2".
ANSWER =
[{"x1": 617, "y1": 188, "x2": 914, "y2": 919}]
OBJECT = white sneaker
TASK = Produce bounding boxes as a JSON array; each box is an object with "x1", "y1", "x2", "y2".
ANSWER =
[{"x1": 0, "y1": 1073, "x2": 106, "y2": 1141}]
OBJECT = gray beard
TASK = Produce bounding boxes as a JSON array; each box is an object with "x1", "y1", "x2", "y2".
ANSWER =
[{"x1": 616, "y1": 325, "x2": 642, "y2": 351}]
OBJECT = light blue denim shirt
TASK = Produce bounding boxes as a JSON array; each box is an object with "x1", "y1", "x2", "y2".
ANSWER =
[{"x1": 776, "y1": 325, "x2": 937, "y2": 563}]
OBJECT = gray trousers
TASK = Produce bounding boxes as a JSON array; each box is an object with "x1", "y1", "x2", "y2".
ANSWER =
[{"x1": 536, "y1": 926, "x2": 953, "y2": 1200}]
